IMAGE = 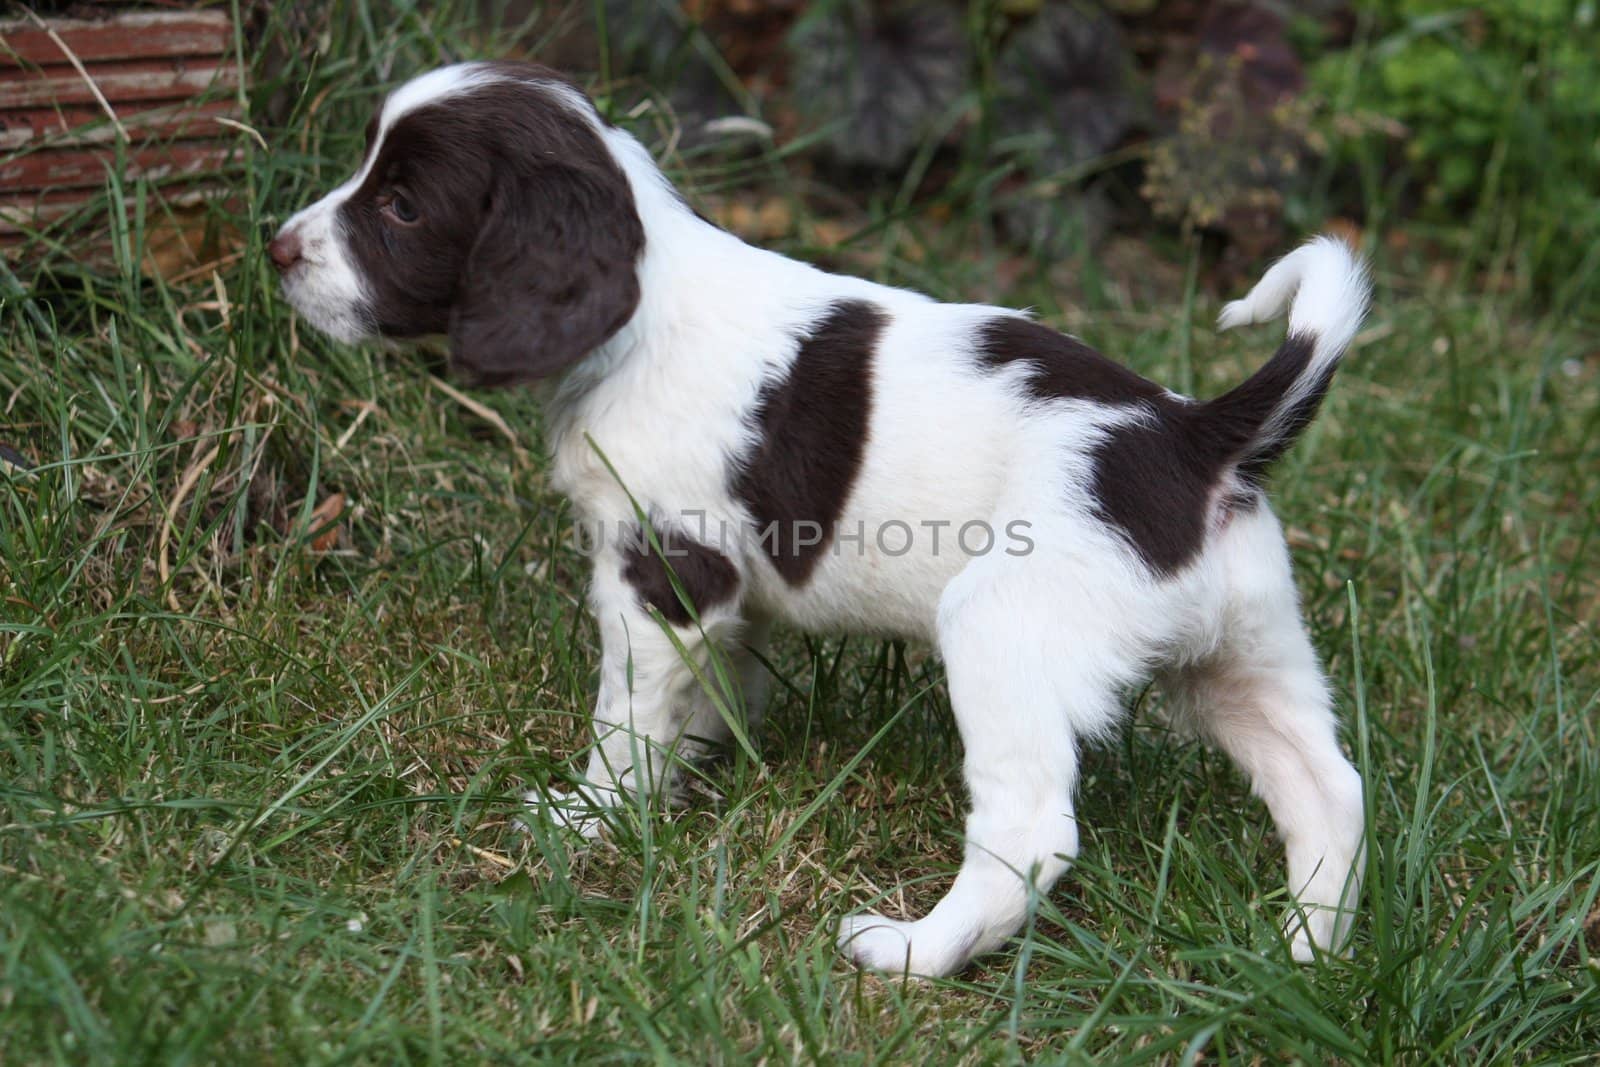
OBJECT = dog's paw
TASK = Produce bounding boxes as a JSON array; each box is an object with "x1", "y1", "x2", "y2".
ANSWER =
[
  {"x1": 838, "y1": 913, "x2": 920, "y2": 974},
  {"x1": 520, "y1": 788, "x2": 615, "y2": 842},
  {"x1": 1285, "y1": 905, "x2": 1352, "y2": 963},
  {"x1": 837, "y1": 912, "x2": 975, "y2": 978}
]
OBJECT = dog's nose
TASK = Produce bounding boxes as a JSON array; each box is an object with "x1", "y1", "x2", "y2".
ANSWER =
[{"x1": 267, "y1": 230, "x2": 303, "y2": 272}]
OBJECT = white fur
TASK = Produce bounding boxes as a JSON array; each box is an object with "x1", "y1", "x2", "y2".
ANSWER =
[{"x1": 277, "y1": 64, "x2": 1372, "y2": 978}]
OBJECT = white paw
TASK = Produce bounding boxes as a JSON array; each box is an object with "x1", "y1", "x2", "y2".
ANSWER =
[
  {"x1": 836, "y1": 913, "x2": 973, "y2": 978},
  {"x1": 1289, "y1": 925, "x2": 1318, "y2": 963},
  {"x1": 521, "y1": 788, "x2": 616, "y2": 841},
  {"x1": 838, "y1": 913, "x2": 921, "y2": 974},
  {"x1": 1286, "y1": 904, "x2": 1351, "y2": 962}
]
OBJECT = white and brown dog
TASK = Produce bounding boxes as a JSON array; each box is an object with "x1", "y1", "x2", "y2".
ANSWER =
[{"x1": 270, "y1": 62, "x2": 1370, "y2": 977}]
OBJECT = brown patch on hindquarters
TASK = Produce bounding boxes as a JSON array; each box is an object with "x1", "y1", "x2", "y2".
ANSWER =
[{"x1": 970, "y1": 316, "x2": 1329, "y2": 574}]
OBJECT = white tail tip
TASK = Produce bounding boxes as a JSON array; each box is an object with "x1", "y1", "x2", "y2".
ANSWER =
[{"x1": 1217, "y1": 236, "x2": 1369, "y2": 343}]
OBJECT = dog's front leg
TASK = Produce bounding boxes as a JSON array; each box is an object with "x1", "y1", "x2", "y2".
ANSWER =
[{"x1": 548, "y1": 555, "x2": 741, "y2": 838}]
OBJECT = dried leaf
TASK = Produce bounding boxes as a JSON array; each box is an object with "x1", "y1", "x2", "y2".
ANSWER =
[{"x1": 306, "y1": 492, "x2": 345, "y2": 553}]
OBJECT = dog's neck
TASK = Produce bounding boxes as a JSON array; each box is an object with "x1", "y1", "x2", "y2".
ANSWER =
[{"x1": 545, "y1": 123, "x2": 824, "y2": 439}]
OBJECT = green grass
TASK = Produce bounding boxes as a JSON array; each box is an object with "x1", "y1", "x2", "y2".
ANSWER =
[{"x1": 3, "y1": 4, "x2": 1599, "y2": 1063}]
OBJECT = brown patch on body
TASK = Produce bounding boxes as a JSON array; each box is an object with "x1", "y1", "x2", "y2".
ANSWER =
[
  {"x1": 621, "y1": 524, "x2": 740, "y2": 626},
  {"x1": 733, "y1": 299, "x2": 883, "y2": 585}
]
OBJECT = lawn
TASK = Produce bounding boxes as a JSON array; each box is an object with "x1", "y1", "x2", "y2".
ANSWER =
[{"x1": 2, "y1": 4, "x2": 1598, "y2": 1064}]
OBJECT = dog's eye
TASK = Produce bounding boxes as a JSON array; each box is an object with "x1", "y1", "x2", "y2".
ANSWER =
[{"x1": 382, "y1": 193, "x2": 419, "y2": 225}]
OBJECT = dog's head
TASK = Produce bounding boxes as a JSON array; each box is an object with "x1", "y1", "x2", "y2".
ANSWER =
[{"x1": 268, "y1": 63, "x2": 645, "y2": 385}]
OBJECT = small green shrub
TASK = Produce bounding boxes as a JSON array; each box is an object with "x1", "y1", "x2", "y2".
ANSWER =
[{"x1": 1315, "y1": 0, "x2": 1600, "y2": 299}]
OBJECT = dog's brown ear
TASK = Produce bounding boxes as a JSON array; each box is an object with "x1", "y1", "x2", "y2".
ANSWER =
[{"x1": 448, "y1": 156, "x2": 644, "y2": 385}]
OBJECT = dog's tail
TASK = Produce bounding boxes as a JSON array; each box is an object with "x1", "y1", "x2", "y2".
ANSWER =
[{"x1": 1198, "y1": 236, "x2": 1370, "y2": 485}]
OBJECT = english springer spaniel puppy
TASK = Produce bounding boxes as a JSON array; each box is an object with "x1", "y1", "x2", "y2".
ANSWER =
[{"x1": 269, "y1": 62, "x2": 1370, "y2": 978}]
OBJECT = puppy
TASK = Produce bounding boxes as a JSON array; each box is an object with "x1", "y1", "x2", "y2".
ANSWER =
[{"x1": 270, "y1": 62, "x2": 1370, "y2": 977}]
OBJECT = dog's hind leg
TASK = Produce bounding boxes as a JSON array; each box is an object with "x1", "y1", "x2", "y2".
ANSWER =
[
  {"x1": 838, "y1": 552, "x2": 1141, "y2": 977},
  {"x1": 1166, "y1": 503, "x2": 1365, "y2": 959}
]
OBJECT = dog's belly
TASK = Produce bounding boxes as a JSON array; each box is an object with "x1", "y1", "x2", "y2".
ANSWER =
[{"x1": 748, "y1": 525, "x2": 974, "y2": 642}]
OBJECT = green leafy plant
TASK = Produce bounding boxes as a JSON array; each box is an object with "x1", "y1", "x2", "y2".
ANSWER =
[{"x1": 1315, "y1": 0, "x2": 1600, "y2": 299}]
